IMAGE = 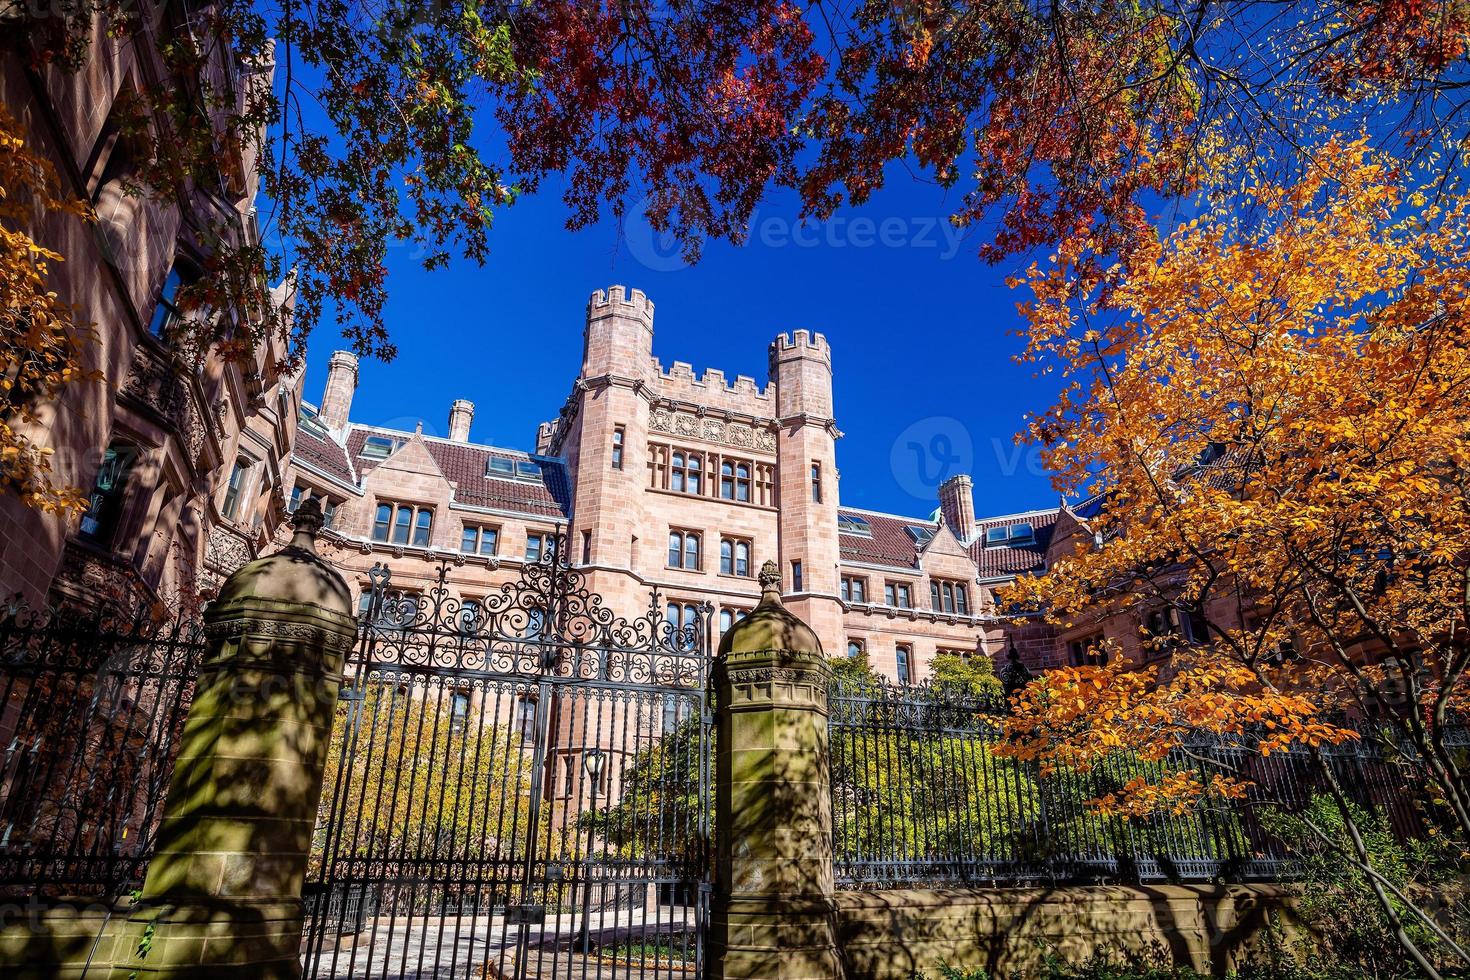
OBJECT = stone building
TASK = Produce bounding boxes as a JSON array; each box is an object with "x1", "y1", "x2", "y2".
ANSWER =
[
  {"x1": 0, "y1": 9, "x2": 298, "y2": 610},
  {"x1": 287, "y1": 285, "x2": 1084, "y2": 682}
]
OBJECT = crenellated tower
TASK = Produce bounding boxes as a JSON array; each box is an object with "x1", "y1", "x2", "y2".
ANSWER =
[
  {"x1": 564, "y1": 286, "x2": 656, "y2": 570},
  {"x1": 770, "y1": 330, "x2": 844, "y2": 643}
]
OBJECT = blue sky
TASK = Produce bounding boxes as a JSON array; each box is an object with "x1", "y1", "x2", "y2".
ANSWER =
[{"x1": 297, "y1": 172, "x2": 1065, "y2": 521}]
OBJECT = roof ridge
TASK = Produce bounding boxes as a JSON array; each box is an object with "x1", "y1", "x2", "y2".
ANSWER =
[
  {"x1": 973, "y1": 506, "x2": 1060, "y2": 525},
  {"x1": 348, "y1": 422, "x2": 535, "y2": 458},
  {"x1": 837, "y1": 503, "x2": 938, "y2": 524}
]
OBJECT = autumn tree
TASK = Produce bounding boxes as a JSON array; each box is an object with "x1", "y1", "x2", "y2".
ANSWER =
[
  {"x1": 998, "y1": 139, "x2": 1470, "y2": 976},
  {"x1": 0, "y1": 105, "x2": 95, "y2": 513},
  {"x1": 580, "y1": 715, "x2": 707, "y2": 870},
  {"x1": 312, "y1": 684, "x2": 548, "y2": 909},
  {"x1": 8, "y1": 0, "x2": 1467, "y2": 375}
]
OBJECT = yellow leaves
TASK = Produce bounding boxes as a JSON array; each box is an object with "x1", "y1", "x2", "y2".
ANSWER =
[{"x1": 0, "y1": 104, "x2": 93, "y2": 515}]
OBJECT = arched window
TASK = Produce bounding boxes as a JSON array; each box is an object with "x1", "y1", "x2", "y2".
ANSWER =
[
  {"x1": 734, "y1": 463, "x2": 750, "y2": 502},
  {"x1": 847, "y1": 639, "x2": 864, "y2": 659},
  {"x1": 393, "y1": 505, "x2": 413, "y2": 544},
  {"x1": 721, "y1": 538, "x2": 751, "y2": 576},
  {"x1": 671, "y1": 452, "x2": 686, "y2": 492},
  {"x1": 413, "y1": 508, "x2": 433, "y2": 546},
  {"x1": 373, "y1": 504, "x2": 392, "y2": 541},
  {"x1": 685, "y1": 454, "x2": 702, "y2": 494}
]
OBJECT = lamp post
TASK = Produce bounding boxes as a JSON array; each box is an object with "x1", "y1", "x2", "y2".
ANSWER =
[{"x1": 577, "y1": 747, "x2": 607, "y2": 955}]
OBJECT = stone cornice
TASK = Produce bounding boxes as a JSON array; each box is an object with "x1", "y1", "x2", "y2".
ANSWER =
[{"x1": 775, "y1": 412, "x2": 842, "y2": 439}]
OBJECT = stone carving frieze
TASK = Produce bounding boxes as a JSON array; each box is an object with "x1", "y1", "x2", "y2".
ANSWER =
[
  {"x1": 650, "y1": 407, "x2": 777, "y2": 452},
  {"x1": 205, "y1": 524, "x2": 256, "y2": 576},
  {"x1": 206, "y1": 615, "x2": 355, "y2": 653}
]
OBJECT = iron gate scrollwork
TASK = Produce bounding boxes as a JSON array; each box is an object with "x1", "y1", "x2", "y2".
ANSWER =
[{"x1": 302, "y1": 541, "x2": 713, "y2": 979}]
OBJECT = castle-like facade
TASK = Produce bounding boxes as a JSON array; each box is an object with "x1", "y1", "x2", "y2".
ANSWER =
[{"x1": 287, "y1": 286, "x2": 1090, "y2": 682}]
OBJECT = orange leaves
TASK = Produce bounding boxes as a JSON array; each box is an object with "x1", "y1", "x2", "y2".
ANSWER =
[
  {"x1": 998, "y1": 132, "x2": 1470, "y2": 821},
  {"x1": 0, "y1": 105, "x2": 95, "y2": 514}
]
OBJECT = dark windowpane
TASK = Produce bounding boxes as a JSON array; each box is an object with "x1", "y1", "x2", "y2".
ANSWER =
[
  {"x1": 462, "y1": 527, "x2": 478, "y2": 552},
  {"x1": 393, "y1": 505, "x2": 412, "y2": 544},
  {"x1": 413, "y1": 508, "x2": 433, "y2": 546},
  {"x1": 373, "y1": 504, "x2": 392, "y2": 541},
  {"x1": 78, "y1": 444, "x2": 137, "y2": 546}
]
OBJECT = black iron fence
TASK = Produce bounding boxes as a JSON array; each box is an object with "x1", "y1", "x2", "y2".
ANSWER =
[
  {"x1": 829, "y1": 676, "x2": 1438, "y2": 889},
  {"x1": 0, "y1": 600, "x2": 206, "y2": 897}
]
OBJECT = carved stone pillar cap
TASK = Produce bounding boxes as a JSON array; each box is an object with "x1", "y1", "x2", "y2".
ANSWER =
[
  {"x1": 718, "y1": 560, "x2": 823, "y2": 658},
  {"x1": 211, "y1": 497, "x2": 352, "y2": 618}
]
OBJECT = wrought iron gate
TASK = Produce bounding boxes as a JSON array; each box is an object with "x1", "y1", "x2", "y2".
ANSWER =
[{"x1": 302, "y1": 546, "x2": 712, "y2": 979}]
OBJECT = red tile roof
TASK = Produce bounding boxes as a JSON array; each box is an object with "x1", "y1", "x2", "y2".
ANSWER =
[
  {"x1": 295, "y1": 415, "x2": 569, "y2": 520},
  {"x1": 293, "y1": 427, "x2": 355, "y2": 484},
  {"x1": 836, "y1": 506, "x2": 1059, "y2": 579},
  {"x1": 838, "y1": 511, "x2": 931, "y2": 568},
  {"x1": 968, "y1": 510, "x2": 1058, "y2": 578},
  {"x1": 422, "y1": 441, "x2": 568, "y2": 518}
]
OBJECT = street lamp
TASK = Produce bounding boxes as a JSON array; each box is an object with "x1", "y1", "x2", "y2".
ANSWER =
[{"x1": 577, "y1": 748, "x2": 607, "y2": 954}]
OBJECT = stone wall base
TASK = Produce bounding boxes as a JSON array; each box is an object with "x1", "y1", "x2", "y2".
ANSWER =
[
  {"x1": 0, "y1": 897, "x2": 135, "y2": 979},
  {"x1": 710, "y1": 896, "x2": 843, "y2": 980},
  {"x1": 834, "y1": 884, "x2": 1307, "y2": 980},
  {"x1": 0, "y1": 896, "x2": 307, "y2": 979}
]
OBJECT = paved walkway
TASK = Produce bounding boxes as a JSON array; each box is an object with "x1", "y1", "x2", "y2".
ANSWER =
[{"x1": 303, "y1": 908, "x2": 699, "y2": 980}]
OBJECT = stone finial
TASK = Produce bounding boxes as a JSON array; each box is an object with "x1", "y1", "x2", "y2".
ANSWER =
[
  {"x1": 758, "y1": 559, "x2": 780, "y2": 594},
  {"x1": 290, "y1": 497, "x2": 324, "y2": 554}
]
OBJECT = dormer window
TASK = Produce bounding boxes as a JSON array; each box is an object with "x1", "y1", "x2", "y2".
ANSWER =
[
  {"x1": 486, "y1": 456, "x2": 543, "y2": 481},
  {"x1": 361, "y1": 435, "x2": 398, "y2": 459},
  {"x1": 985, "y1": 522, "x2": 1035, "y2": 547},
  {"x1": 906, "y1": 525, "x2": 936, "y2": 545}
]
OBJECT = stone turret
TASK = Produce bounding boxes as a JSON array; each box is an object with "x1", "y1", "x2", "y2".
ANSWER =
[{"x1": 770, "y1": 330, "x2": 842, "y2": 643}]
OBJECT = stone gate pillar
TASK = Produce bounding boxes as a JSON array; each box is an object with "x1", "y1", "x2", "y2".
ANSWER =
[
  {"x1": 710, "y1": 561, "x2": 842, "y2": 980},
  {"x1": 119, "y1": 499, "x2": 354, "y2": 978}
]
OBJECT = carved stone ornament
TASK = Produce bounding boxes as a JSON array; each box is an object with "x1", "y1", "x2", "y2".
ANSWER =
[
  {"x1": 205, "y1": 616, "x2": 355, "y2": 653},
  {"x1": 205, "y1": 524, "x2": 256, "y2": 576},
  {"x1": 649, "y1": 407, "x2": 777, "y2": 452}
]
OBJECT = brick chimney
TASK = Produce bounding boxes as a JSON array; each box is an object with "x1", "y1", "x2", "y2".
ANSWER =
[
  {"x1": 317, "y1": 351, "x2": 358, "y2": 430},
  {"x1": 448, "y1": 399, "x2": 474, "y2": 442},
  {"x1": 939, "y1": 474, "x2": 976, "y2": 543}
]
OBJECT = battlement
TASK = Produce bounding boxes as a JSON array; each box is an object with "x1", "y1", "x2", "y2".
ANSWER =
[
  {"x1": 586, "y1": 285, "x2": 654, "y2": 325},
  {"x1": 770, "y1": 329, "x2": 831, "y2": 362},
  {"x1": 650, "y1": 357, "x2": 775, "y2": 417}
]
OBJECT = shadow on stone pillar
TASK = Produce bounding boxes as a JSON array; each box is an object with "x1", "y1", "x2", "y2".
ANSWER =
[
  {"x1": 709, "y1": 560, "x2": 843, "y2": 980},
  {"x1": 116, "y1": 499, "x2": 354, "y2": 979}
]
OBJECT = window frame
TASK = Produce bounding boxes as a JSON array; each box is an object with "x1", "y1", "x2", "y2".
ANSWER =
[
  {"x1": 461, "y1": 524, "x2": 500, "y2": 556},
  {"x1": 719, "y1": 537, "x2": 752, "y2": 576},
  {"x1": 611, "y1": 426, "x2": 625, "y2": 470},
  {"x1": 221, "y1": 459, "x2": 250, "y2": 521},
  {"x1": 668, "y1": 529, "x2": 702, "y2": 570},
  {"x1": 896, "y1": 645, "x2": 913, "y2": 685}
]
